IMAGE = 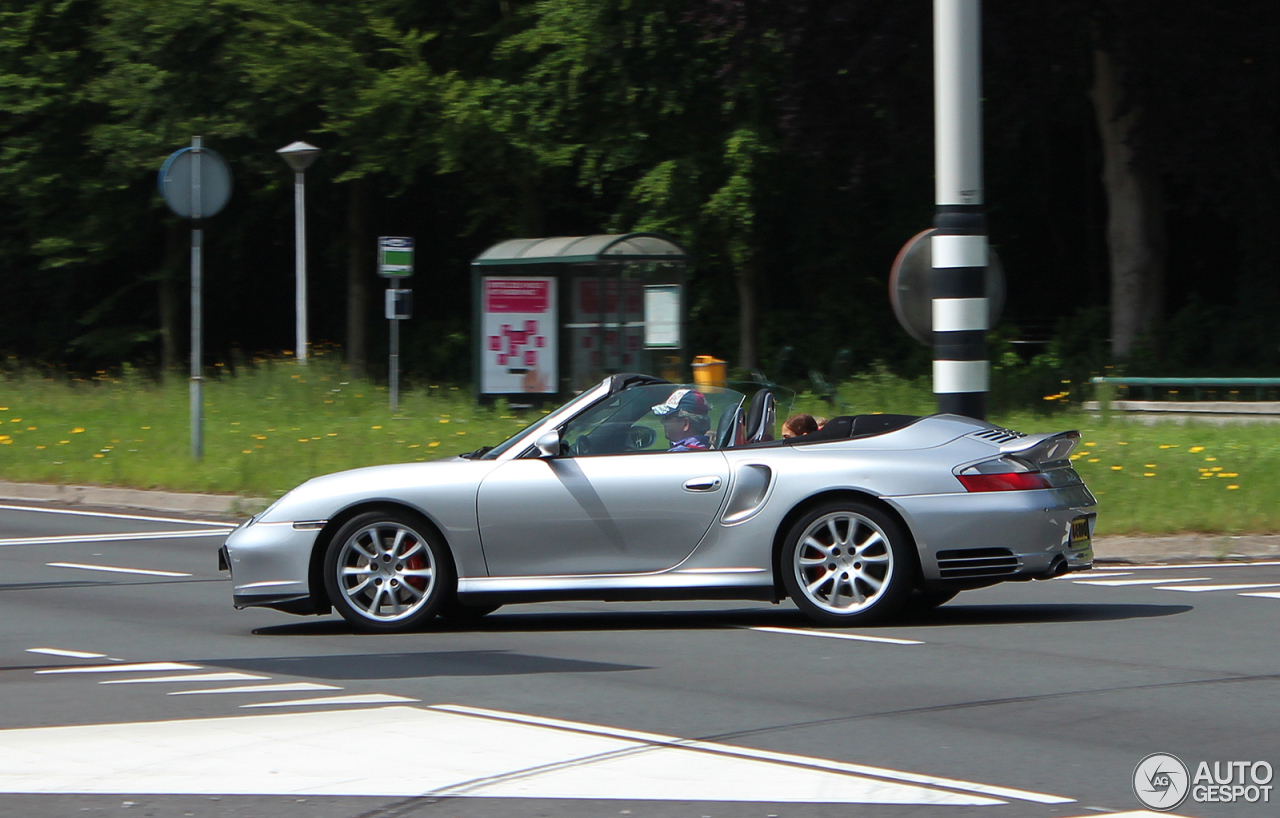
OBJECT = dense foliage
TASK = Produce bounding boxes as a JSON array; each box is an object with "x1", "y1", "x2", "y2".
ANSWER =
[{"x1": 2, "y1": 0, "x2": 1278, "y2": 389}]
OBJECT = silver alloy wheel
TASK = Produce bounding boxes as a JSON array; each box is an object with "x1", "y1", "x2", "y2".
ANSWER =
[
  {"x1": 336, "y1": 521, "x2": 436, "y2": 623},
  {"x1": 792, "y1": 510, "x2": 894, "y2": 614}
]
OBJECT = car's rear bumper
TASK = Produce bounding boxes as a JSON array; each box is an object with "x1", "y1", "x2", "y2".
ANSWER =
[{"x1": 890, "y1": 484, "x2": 1096, "y2": 584}]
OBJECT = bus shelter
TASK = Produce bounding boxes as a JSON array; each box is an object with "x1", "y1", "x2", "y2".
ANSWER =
[{"x1": 471, "y1": 233, "x2": 690, "y2": 400}]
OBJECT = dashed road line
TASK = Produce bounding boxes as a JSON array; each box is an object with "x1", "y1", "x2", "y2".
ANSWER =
[
  {"x1": 100, "y1": 672, "x2": 268, "y2": 686},
  {"x1": 240, "y1": 693, "x2": 419, "y2": 708},
  {"x1": 1155, "y1": 583, "x2": 1280, "y2": 593},
  {"x1": 37, "y1": 662, "x2": 202, "y2": 675},
  {"x1": 169, "y1": 682, "x2": 341, "y2": 696},
  {"x1": 1238, "y1": 591, "x2": 1280, "y2": 599},
  {"x1": 46, "y1": 562, "x2": 192, "y2": 577},
  {"x1": 1097, "y1": 560, "x2": 1280, "y2": 571},
  {"x1": 747, "y1": 626, "x2": 923, "y2": 645},
  {"x1": 1072, "y1": 577, "x2": 1209, "y2": 587},
  {"x1": 26, "y1": 648, "x2": 108, "y2": 659}
]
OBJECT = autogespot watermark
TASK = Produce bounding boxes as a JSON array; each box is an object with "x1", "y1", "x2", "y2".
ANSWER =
[{"x1": 1134, "y1": 752, "x2": 1274, "y2": 811}]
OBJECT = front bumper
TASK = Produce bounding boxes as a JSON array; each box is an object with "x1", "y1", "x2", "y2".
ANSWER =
[{"x1": 221, "y1": 521, "x2": 323, "y2": 611}]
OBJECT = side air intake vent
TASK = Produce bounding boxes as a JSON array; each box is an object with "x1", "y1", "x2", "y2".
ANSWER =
[
  {"x1": 969, "y1": 428, "x2": 1027, "y2": 445},
  {"x1": 935, "y1": 548, "x2": 1021, "y2": 579}
]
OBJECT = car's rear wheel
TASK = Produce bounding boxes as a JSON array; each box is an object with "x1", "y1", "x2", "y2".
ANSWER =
[
  {"x1": 782, "y1": 501, "x2": 912, "y2": 626},
  {"x1": 323, "y1": 510, "x2": 454, "y2": 632}
]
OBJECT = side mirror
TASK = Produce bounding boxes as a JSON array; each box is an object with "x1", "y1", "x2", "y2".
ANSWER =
[{"x1": 534, "y1": 431, "x2": 561, "y2": 458}]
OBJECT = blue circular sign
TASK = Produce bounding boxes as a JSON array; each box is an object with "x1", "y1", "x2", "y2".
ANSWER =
[{"x1": 158, "y1": 147, "x2": 233, "y2": 219}]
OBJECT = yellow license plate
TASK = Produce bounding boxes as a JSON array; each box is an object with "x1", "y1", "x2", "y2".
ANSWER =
[{"x1": 1070, "y1": 516, "x2": 1091, "y2": 545}]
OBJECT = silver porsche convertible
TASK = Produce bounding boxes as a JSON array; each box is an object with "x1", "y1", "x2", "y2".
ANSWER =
[{"x1": 219, "y1": 374, "x2": 1096, "y2": 632}]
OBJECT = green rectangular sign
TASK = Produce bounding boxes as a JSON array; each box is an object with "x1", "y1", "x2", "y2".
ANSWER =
[{"x1": 378, "y1": 236, "x2": 414, "y2": 277}]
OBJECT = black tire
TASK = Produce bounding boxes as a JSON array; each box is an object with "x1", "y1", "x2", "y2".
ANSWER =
[
  {"x1": 323, "y1": 510, "x2": 455, "y2": 633},
  {"x1": 781, "y1": 500, "x2": 913, "y2": 626},
  {"x1": 439, "y1": 597, "x2": 502, "y2": 621}
]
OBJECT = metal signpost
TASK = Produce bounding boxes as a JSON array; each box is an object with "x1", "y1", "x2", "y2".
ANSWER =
[
  {"x1": 158, "y1": 137, "x2": 232, "y2": 460},
  {"x1": 378, "y1": 237, "x2": 414, "y2": 410}
]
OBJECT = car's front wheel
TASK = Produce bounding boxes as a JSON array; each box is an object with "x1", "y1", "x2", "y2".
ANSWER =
[
  {"x1": 781, "y1": 501, "x2": 912, "y2": 626},
  {"x1": 323, "y1": 510, "x2": 454, "y2": 632}
]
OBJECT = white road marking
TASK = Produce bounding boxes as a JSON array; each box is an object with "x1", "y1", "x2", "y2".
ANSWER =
[
  {"x1": 1056, "y1": 571, "x2": 1131, "y2": 579},
  {"x1": 241, "y1": 694, "x2": 419, "y2": 708},
  {"x1": 1072, "y1": 577, "x2": 1209, "y2": 587},
  {"x1": 1156, "y1": 583, "x2": 1280, "y2": 593},
  {"x1": 37, "y1": 662, "x2": 201, "y2": 675},
  {"x1": 1239, "y1": 591, "x2": 1280, "y2": 599},
  {"x1": 434, "y1": 704, "x2": 1071, "y2": 804},
  {"x1": 169, "y1": 682, "x2": 341, "y2": 696},
  {"x1": 0, "y1": 705, "x2": 1011, "y2": 804},
  {"x1": 1063, "y1": 813, "x2": 1195, "y2": 818},
  {"x1": 747, "y1": 626, "x2": 923, "y2": 645},
  {"x1": 0, "y1": 503, "x2": 236, "y2": 528},
  {"x1": 1, "y1": 531, "x2": 224, "y2": 546},
  {"x1": 101, "y1": 672, "x2": 268, "y2": 686},
  {"x1": 1097, "y1": 560, "x2": 1280, "y2": 571},
  {"x1": 47, "y1": 562, "x2": 192, "y2": 578},
  {"x1": 26, "y1": 648, "x2": 106, "y2": 659}
]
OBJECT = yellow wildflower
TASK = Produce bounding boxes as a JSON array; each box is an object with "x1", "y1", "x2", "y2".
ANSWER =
[{"x1": 1189, "y1": 446, "x2": 1204, "y2": 453}]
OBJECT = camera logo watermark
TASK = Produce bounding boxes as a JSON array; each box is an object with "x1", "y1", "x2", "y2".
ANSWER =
[
  {"x1": 1134, "y1": 753, "x2": 1274, "y2": 810},
  {"x1": 1134, "y1": 753, "x2": 1190, "y2": 810}
]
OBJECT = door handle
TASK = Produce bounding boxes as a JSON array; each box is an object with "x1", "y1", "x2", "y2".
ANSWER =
[{"x1": 683, "y1": 476, "x2": 722, "y2": 492}]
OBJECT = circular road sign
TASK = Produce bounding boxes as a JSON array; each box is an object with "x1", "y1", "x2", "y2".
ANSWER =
[
  {"x1": 889, "y1": 228, "x2": 1005, "y2": 346},
  {"x1": 158, "y1": 147, "x2": 233, "y2": 219}
]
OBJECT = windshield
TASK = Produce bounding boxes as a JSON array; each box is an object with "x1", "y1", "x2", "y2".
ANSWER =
[
  {"x1": 479, "y1": 381, "x2": 609, "y2": 460},
  {"x1": 559, "y1": 384, "x2": 746, "y2": 456}
]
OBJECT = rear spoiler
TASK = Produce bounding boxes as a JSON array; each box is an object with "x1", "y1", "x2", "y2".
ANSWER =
[{"x1": 998, "y1": 430, "x2": 1081, "y2": 467}]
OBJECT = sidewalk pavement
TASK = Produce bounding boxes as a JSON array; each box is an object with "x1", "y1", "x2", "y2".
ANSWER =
[{"x1": 1, "y1": 480, "x2": 1277, "y2": 565}]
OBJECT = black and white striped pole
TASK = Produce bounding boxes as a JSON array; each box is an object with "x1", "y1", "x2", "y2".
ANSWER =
[{"x1": 932, "y1": 0, "x2": 988, "y2": 420}]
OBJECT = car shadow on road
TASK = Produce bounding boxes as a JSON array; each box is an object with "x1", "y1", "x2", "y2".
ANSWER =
[
  {"x1": 202, "y1": 650, "x2": 648, "y2": 679},
  {"x1": 249, "y1": 600, "x2": 1190, "y2": 638}
]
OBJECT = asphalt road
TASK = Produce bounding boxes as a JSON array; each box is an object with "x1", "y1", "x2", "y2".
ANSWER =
[{"x1": 0, "y1": 501, "x2": 1276, "y2": 818}]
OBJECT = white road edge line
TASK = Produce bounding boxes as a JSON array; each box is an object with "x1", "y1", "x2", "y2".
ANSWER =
[
  {"x1": 0, "y1": 503, "x2": 236, "y2": 528},
  {"x1": 431, "y1": 704, "x2": 1074, "y2": 805},
  {"x1": 1094, "y1": 560, "x2": 1280, "y2": 571},
  {"x1": 1072, "y1": 577, "x2": 1209, "y2": 587},
  {"x1": 37, "y1": 662, "x2": 202, "y2": 675},
  {"x1": 101, "y1": 672, "x2": 269, "y2": 685},
  {"x1": 169, "y1": 682, "x2": 342, "y2": 696},
  {"x1": 747, "y1": 626, "x2": 923, "y2": 645},
  {"x1": 26, "y1": 647, "x2": 106, "y2": 659},
  {"x1": 47, "y1": 562, "x2": 192, "y2": 577},
  {"x1": 1, "y1": 531, "x2": 225, "y2": 546},
  {"x1": 240, "y1": 693, "x2": 418, "y2": 708},
  {"x1": 1240, "y1": 591, "x2": 1280, "y2": 599},
  {"x1": 1155, "y1": 583, "x2": 1280, "y2": 593}
]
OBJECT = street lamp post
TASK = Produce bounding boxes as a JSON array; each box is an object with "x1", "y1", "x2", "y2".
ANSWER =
[{"x1": 277, "y1": 141, "x2": 321, "y2": 364}]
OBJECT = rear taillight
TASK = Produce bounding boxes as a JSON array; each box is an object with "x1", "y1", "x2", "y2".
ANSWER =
[
  {"x1": 956, "y1": 471, "x2": 1053, "y2": 492},
  {"x1": 956, "y1": 455, "x2": 1052, "y2": 492}
]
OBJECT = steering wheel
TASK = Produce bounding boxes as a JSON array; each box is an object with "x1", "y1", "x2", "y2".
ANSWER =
[
  {"x1": 570, "y1": 434, "x2": 592, "y2": 456},
  {"x1": 626, "y1": 426, "x2": 657, "y2": 451}
]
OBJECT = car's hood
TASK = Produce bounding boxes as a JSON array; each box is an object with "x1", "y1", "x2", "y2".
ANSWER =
[{"x1": 257, "y1": 457, "x2": 502, "y2": 524}]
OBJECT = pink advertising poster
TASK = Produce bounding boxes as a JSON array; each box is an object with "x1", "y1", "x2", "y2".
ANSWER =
[{"x1": 481, "y1": 277, "x2": 557, "y2": 394}]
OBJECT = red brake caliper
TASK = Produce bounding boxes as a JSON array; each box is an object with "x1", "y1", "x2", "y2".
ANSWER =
[{"x1": 402, "y1": 536, "x2": 427, "y2": 592}]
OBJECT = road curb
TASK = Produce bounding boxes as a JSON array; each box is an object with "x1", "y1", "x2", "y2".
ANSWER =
[{"x1": 0, "y1": 480, "x2": 267, "y2": 519}]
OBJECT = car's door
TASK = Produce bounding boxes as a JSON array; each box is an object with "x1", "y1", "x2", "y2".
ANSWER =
[{"x1": 476, "y1": 383, "x2": 738, "y2": 577}]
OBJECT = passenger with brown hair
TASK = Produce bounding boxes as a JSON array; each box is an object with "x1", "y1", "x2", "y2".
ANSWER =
[{"x1": 782, "y1": 413, "x2": 819, "y2": 439}]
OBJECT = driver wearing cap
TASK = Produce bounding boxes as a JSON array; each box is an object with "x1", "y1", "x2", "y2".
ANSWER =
[{"x1": 651, "y1": 388, "x2": 713, "y2": 451}]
